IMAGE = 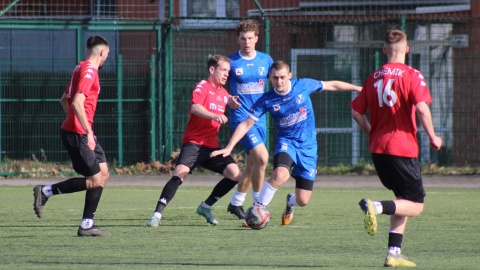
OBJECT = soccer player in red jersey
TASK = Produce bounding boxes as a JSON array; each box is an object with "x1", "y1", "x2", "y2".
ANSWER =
[
  {"x1": 146, "y1": 55, "x2": 242, "y2": 227},
  {"x1": 350, "y1": 29, "x2": 442, "y2": 267},
  {"x1": 33, "y1": 35, "x2": 111, "y2": 237}
]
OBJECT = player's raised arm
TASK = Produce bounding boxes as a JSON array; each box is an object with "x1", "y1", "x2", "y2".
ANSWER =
[
  {"x1": 322, "y1": 80, "x2": 362, "y2": 92},
  {"x1": 227, "y1": 95, "x2": 241, "y2": 109},
  {"x1": 191, "y1": 103, "x2": 228, "y2": 125},
  {"x1": 211, "y1": 117, "x2": 256, "y2": 157}
]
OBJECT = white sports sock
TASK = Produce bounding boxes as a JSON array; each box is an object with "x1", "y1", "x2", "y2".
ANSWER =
[
  {"x1": 80, "y1": 218, "x2": 94, "y2": 229},
  {"x1": 256, "y1": 183, "x2": 277, "y2": 206},
  {"x1": 287, "y1": 194, "x2": 297, "y2": 207},
  {"x1": 42, "y1": 185, "x2": 53, "y2": 198},
  {"x1": 251, "y1": 191, "x2": 260, "y2": 202},
  {"x1": 373, "y1": 201, "x2": 383, "y2": 215},
  {"x1": 153, "y1": 212, "x2": 162, "y2": 219},
  {"x1": 230, "y1": 190, "x2": 247, "y2": 206},
  {"x1": 388, "y1": 246, "x2": 401, "y2": 256}
]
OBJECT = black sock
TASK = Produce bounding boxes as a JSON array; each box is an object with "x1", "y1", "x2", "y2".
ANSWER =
[
  {"x1": 204, "y1": 178, "x2": 237, "y2": 206},
  {"x1": 381, "y1": 200, "x2": 396, "y2": 215},
  {"x1": 154, "y1": 176, "x2": 182, "y2": 213},
  {"x1": 51, "y1": 178, "x2": 87, "y2": 195},
  {"x1": 388, "y1": 232, "x2": 403, "y2": 249},
  {"x1": 82, "y1": 187, "x2": 103, "y2": 220}
]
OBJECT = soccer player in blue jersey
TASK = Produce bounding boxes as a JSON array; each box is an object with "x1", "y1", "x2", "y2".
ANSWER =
[
  {"x1": 213, "y1": 60, "x2": 361, "y2": 226},
  {"x1": 226, "y1": 19, "x2": 274, "y2": 223}
]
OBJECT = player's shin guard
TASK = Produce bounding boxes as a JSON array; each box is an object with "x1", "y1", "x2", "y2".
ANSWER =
[
  {"x1": 204, "y1": 178, "x2": 237, "y2": 206},
  {"x1": 154, "y1": 176, "x2": 182, "y2": 213},
  {"x1": 83, "y1": 187, "x2": 103, "y2": 219},
  {"x1": 51, "y1": 177, "x2": 87, "y2": 195}
]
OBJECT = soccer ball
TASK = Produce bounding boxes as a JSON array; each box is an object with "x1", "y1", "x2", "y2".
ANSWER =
[{"x1": 245, "y1": 205, "x2": 271, "y2": 230}]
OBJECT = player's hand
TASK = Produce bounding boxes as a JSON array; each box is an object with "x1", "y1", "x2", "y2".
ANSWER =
[
  {"x1": 87, "y1": 133, "x2": 96, "y2": 151},
  {"x1": 211, "y1": 148, "x2": 231, "y2": 158},
  {"x1": 213, "y1": 114, "x2": 228, "y2": 125},
  {"x1": 430, "y1": 136, "x2": 442, "y2": 151},
  {"x1": 228, "y1": 96, "x2": 241, "y2": 109}
]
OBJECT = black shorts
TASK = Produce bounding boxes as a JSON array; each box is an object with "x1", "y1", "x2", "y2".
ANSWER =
[
  {"x1": 176, "y1": 142, "x2": 236, "y2": 175},
  {"x1": 372, "y1": 153, "x2": 425, "y2": 203},
  {"x1": 273, "y1": 152, "x2": 314, "y2": 191},
  {"x1": 61, "y1": 129, "x2": 106, "y2": 177}
]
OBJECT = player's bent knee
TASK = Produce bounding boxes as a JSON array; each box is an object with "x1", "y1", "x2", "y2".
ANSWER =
[
  {"x1": 297, "y1": 200, "x2": 309, "y2": 207},
  {"x1": 413, "y1": 202, "x2": 424, "y2": 216}
]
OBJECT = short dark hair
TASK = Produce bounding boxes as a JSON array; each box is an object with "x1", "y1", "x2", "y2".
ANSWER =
[
  {"x1": 270, "y1": 60, "x2": 290, "y2": 73},
  {"x1": 87, "y1": 35, "x2": 109, "y2": 50},
  {"x1": 207, "y1": 55, "x2": 231, "y2": 69}
]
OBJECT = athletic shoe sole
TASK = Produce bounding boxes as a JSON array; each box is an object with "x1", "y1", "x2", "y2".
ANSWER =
[
  {"x1": 359, "y1": 198, "x2": 377, "y2": 236},
  {"x1": 77, "y1": 226, "x2": 111, "y2": 237}
]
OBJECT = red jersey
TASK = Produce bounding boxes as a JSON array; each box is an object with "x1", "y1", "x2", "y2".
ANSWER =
[
  {"x1": 181, "y1": 80, "x2": 230, "y2": 148},
  {"x1": 350, "y1": 62, "x2": 432, "y2": 158},
  {"x1": 61, "y1": 61, "x2": 100, "y2": 134}
]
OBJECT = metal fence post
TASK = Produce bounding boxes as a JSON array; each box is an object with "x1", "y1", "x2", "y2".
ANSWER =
[
  {"x1": 117, "y1": 54, "x2": 124, "y2": 167},
  {"x1": 149, "y1": 54, "x2": 156, "y2": 162}
]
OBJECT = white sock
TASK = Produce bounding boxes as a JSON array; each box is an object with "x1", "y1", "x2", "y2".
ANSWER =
[
  {"x1": 153, "y1": 212, "x2": 162, "y2": 219},
  {"x1": 388, "y1": 246, "x2": 401, "y2": 256},
  {"x1": 80, "y1": 218, "x2": 94, "y2": 229},
  {"x1": 256, "y1": 183, "x2": 277, "y2": 206},
  {"x1": 42, "y1": 185, "x2": 54, "y2": 198},
  {"x1": 230, "y1": 190, "x2": 247, "y2": 206},
  {"x1": 251, "y1": 191, "x2": 260, "y2": 202},
  {"x1": 373, "y1": 201, "x2": 383, "y2": 215},
  {"x1": 287, "y1": 194, "x2": 297, "y2": 207}
]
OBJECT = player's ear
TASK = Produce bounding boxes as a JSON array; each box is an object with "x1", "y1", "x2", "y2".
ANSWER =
[
  {"x1": 209, "y1": 65, "x2": 215, "y2": 75},
  {"x1": 405, "y1": 45, "x2": 410, "y2": 54}
]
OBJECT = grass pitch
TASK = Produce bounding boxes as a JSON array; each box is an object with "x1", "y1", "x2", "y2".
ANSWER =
[{"x1": 1, "y1": 184, "x2": 479, "y2": 269}]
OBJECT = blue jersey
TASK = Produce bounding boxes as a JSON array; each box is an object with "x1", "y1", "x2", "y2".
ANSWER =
[
  {"x1": 248, "y1": 78, "x2": 324, "y2": 149},
  {"x1": 228, "y1": 51, "x2": 273, "y2": 126}
]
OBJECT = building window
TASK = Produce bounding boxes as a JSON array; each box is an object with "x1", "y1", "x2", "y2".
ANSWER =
[{"x1": 182, "y1": 0, "x2": 239, "y2": 18}]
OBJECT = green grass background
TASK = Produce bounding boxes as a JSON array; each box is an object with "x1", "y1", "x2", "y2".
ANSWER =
[{"x1": 1, "y1": 185, "x2": 479, "y2": 269}]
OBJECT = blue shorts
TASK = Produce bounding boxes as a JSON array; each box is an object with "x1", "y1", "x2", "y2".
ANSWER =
[
  {"x1": 274, "y1": 139, "x2": 317, "y2": 181},
  {"x1": 231, "y1": 122, "x2": 266, "y2": 154}
]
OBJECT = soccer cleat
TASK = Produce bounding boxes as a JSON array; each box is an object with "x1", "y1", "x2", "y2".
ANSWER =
[
  {"x1": 227, "y1": 203, "x2": 246, "y2": 219},
  {"x1": 359, "y1": 198, "x2": 377, "y2": 236},
  {"x1": 33, "y1": 185, "x2": 48, "y2": 218},
  {"x1": 77, "y1": 226, "x2": 111, "y2": 237},
  {"x1": 384, "y1": 254, "x2": 417, "y2": 267},
  {"x1": 282, "y1": 193, "x2": 295, "y2": 225},
  {"x1": 196, "y1": 203, "x2": 218, "y2": 225},
  {"x1": 147, "y1": 216, "x2": 161, "y2": 227}
]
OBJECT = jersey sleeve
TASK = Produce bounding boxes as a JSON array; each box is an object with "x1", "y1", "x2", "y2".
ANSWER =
[
  {"x1": 191, "y1": 80, "x2": 208, "y2": 104},
  {"x1": 247, "y1": 95, "x2": 267, "y2": 122},
  {"x1": 299, "y1": 78, "x2": 324, "y2": 94},
  {"x1": 76, "y1": 66, "x2": 96, "y2": 96},
  {"x1": 409, "y1": 69, "x2": 432, "y2": 105},
  {"x1": 350, "y1": 79, "x2": 369, "y2": 115}
]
